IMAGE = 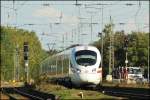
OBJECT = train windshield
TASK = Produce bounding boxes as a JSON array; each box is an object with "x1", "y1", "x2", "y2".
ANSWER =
[{"x1": 75, "y1": 50, "x2": 97, "y2": 66}]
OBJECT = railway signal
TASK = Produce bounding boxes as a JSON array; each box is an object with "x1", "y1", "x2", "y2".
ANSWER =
[
  {"x1": 124, "y1": 36, "x2": 128, "y2": 67},
  {"x1": 24, "y1": 43, "x2": 29, "y2": 60},
  {"x1": 23, "y1": 42, "x2": 29, "y2": 83},
  {"x1": 124, "y1": 36, "x2": 129, "y2": 50}
]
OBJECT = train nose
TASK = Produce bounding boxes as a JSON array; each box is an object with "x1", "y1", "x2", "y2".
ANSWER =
[
  {"x1": 84, "y1": 65, "x2": 87, "y2": 67},
  {"x1": 78, "y1": 73, "x2": 100, "y2": 84}
]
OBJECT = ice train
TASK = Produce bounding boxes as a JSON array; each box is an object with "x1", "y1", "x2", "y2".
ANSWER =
[{"x1": 41, "y1": 45, "x2": 102, "y2": 86}]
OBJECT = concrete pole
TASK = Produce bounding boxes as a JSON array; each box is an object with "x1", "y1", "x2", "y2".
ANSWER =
[
  {"x1": 109, "y1": 16, "x2": 112, "y2": 75},
  {"x1": 148, "y1": 34, "x2": 149, "y2": 82},
  {"x1": 111, "y1": 23, "x2": 114, "y2": 70},
  {"x1": 16, "y1": 44, "x2": 19, "y2": 81},
  {"x1": 14, "y1": 50, "x2": 16, "y2": 81},
  {"x1": 125, "y1": 52, "x2": 128, "y2": 67},
  {"x1": 27, "y1": 62, "x2": 29, "y2": 83},
  {"x1": 68, "y1": 59, "x2": 70, "y2": 76},
  {"x1": 101, "y1": 6, "x2": 103, "y2": 69},
  {"x1": 109, "y1": 43, "x2": 112, "y2": 75},
  {"x1": 62, "y1": 56, "x2": 64, "y2": 75},
  {"x1": 56, "y1": 57, "x2": 58, "y2": 76},
  {"x1": 78, "y1": 6, "x2": 81, "y2": 44},
  {"x1": 62, "y1": 35, "x2": 64, "y2": 75},
  {"x1": 78, "y1": 24, "x2": 80, "y2": 44},
  {"x1": 90, "y1": 15, "x2": 93, "y2": 42}
]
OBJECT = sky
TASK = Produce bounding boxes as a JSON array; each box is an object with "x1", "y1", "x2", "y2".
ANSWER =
[{"x1": 1, "y1": 1, "x2": 149, "y2": 51}]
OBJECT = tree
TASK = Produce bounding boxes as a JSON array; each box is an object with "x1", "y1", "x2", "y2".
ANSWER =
[
  {"x1": 1, "y1": 26, "x2": 48, "y2": 81},
  {"x1": 92, "y1": 24, "x2": 149, "y2": 78}
]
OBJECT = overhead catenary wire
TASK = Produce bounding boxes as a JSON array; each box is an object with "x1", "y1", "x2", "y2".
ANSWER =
[
  {"x1": 2, "y1": 1, "x2": 149, "y2": 80},
  {"x1": 1, "y1": 0, "x2": 149, "y2": 52},
  {"x1": 134, "y1": 0, "x2": 141, "y2": 32},
  {"x1": 2, "y1": 2, "x2": 149, "y2": 6}
]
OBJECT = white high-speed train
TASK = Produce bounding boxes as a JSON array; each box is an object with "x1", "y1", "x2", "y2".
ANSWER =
[
  {"x1": 41, "y1": 45, "x2": 102, "y2": 86},
  {"x1": 69, "y1": 45, "x2": 102, "y2": 86}
]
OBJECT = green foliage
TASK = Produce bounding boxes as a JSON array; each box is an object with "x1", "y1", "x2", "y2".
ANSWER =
[
  {"x1": 1, "y1": 26, "x2": 48, "y2": 81},
  {"x1": 127, "y1": 32, "x2": 149, "y2": 66},
  {"x1": 92, "y1": 24, "x2": 149, "y2": 77},
  {"x1": 41, "y1": 54, "x2": 70, "y2": 75}
]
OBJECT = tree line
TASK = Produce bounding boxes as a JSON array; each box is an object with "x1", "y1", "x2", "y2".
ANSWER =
[
  {"x1": 92, "y1": 24, "x2": 149, "y2": 77},
  {"x1": 1, "y1": 26, "x2": 48, "y2": 81},
  {"x1": 0, "y1": 24, "x2": 149, "y2": 81}
]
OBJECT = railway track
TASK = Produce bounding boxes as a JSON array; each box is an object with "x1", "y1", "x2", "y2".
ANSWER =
[
  {"x1": 79, "y1": 85, "x2": 150, "y2": 99},
  {"x1": 1, "y1": 86, "x2": 57, "y2": 100},
  {"x1": 1, "y1": 88, "x2": 29, "y2": 100},
  {"x1": 98, "y1": 86, "x2": 150, "y2": 99},
  {"x1": 2, "y1": 92, "x2": 28, "y2": 100},
  {"x1": 4, "y1": 77, "x2": 148, "y2": 99},
  {"x1": 49, "y1": 76, "x2": 150, "y2": 99}
]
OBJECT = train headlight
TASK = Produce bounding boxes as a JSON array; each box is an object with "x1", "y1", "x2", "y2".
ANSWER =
[
  {"x1": 76, "y1": 68, "x2": 81, "y2": 73},
  {"x1": 92, "y1": 68, "x2": 96, "y2": 72}
]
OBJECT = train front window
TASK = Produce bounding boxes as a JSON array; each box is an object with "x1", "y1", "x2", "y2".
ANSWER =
[{"x1": 75, "y1": 50, "x2": 97, "y2": 66}]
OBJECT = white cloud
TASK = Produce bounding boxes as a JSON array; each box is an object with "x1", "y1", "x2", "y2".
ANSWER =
[
  {"x1": 34, "y1": 7, "x2": 60, "y2": 18},
  {"x1": 33, "y1": 6, "x2": 79, "y2": 24},
  {"x1": 124, "y1": 13, "x2": 149, "y2": 33},
  {"x1": 63, "y1": 15, "x2": 79, "y2": 24},
  {"x1": 125, "y1": 18, "x2": 137, "y2": 33},
  {"x1": 143, "y1": 13, "x2": 149, "y2": 24}
]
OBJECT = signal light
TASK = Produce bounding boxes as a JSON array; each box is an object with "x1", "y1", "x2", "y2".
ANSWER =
[
  {"x1": 76, "y1": 68, "x2": 81, "y2": 73},
  {"x1": 24, "y1": 42, "x2": 29, "y2": 52},
  {"x1": 24, "y1": 42, "x2": 29, "y2": 60},
  {"x1": 124, "y1": 37, "x2": 129, "y2": 49}
]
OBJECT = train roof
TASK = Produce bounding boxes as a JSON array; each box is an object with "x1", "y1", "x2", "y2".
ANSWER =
[
  {"x1": 40, "y1": 45, "x2": 99, "y2": 64},
  {"x1": 72, "y1": 45, "x2": 100, "y2": 53}
]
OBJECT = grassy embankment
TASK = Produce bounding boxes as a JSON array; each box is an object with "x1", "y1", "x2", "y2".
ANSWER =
[{"x1": 36, "y1": 82, "x2": 122, "y2": 99}]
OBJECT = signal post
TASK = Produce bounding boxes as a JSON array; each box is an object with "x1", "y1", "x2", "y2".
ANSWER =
[{"x1": 24, "y1": 42, "x2": 29, "y2": 83}]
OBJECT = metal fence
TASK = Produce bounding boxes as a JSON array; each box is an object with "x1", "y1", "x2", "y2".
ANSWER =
[{"x1": 40, "y1": 54, "x2": 70, "y2": 76}]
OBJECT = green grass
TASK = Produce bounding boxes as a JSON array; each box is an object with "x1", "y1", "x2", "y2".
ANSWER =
[
  {"x1": 36, "y1": 82, "x2": 121, "y2": 99},
  {"x1": 37, "y1": 76, "x2": 149, "y2": 99},
  {"x1": 101, "y1": 81, "x2": 150, "y2": 89},
  {"x1": 57, "y1": 89, "x2": 120, "y2": 99}
]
